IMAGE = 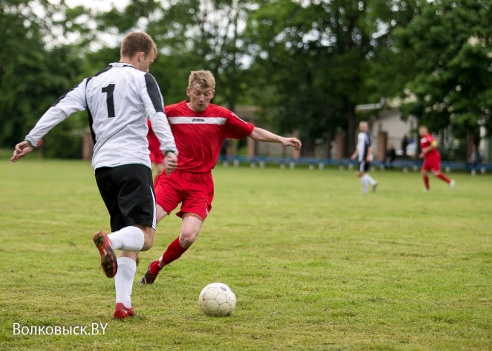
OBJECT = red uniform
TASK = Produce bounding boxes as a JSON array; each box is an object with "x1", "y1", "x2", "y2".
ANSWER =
[
  {"x1": 147, "y1": 120, "x2": 164, "y2": 164},
  {"x1": 155, "y1": 101, "x2": 254, "y2": 219},
  {"x1": 420, "y1": 133, "x2": 441, "y2": 172}
]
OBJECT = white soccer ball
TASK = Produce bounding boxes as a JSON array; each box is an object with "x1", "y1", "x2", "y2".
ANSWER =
[{"x1": 198, "y1": 282, "x2": 236, "y2": 316}]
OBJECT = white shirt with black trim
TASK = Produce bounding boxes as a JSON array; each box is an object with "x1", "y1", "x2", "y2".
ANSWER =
[
  {"x1": 356, "y1": 131, "x2": 371, "y2": 162},
  {"x1": 24, "y1": 62, "x2": 176, "y2": 171}
]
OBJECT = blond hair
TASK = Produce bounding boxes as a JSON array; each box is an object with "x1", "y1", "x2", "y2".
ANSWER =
[
  {"x1": 188, "y1": 70, "x2": 215, "y2": 89},
  {"x1": 120, "y1": 32, "x2": 157, "y2": 59}
]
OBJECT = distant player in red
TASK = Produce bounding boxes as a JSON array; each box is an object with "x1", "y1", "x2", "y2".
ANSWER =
[
  {"x1": 147, "y1": 120, "x2": 165, "y2": 180},
  {"x1": 419, "y1": 126, "x2": 455, "y2": 191},
  {"x1": 139, "y1": 70, "x2": 302, "y2": 285}
]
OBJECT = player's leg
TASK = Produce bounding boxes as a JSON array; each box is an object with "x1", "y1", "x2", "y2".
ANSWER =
[
  {"x1": 94, "y1": 165, "x2": 156, "y2": 318},
  {"x1": 357, "y1": 162, "x2": 367, "y2": 192},
  {"x1": 139, "y1": 172, "x2": 182, "y2": 285},
  {"x1": 160, "y1": 214, "x2": 203, "y2": 264},
  {"x1": 362, "y1": 162, "x2": 377, "y2": 192},
  {"x1": 421, "y1": 159, "x2": 431, "y2": 191},
  {"x1": 429, "y1": 157, "x2": 454, "y2": 189},
  {"x1": 141, "y1": 214, "x2": 203, "y2": 286},
  {"x1": 433, "y1": 170, "x2": 451, "y2": 183},
  {"x1": 141, "y1": 173, "x2": 212, "y2": 285},
  {"x1": 113, "y1": 250, "x2": 138, "y2": 319},
  {"x1": 94, "y1": 166, "x2": 147, "y2": 278},
  {"x1": 421, "y1": 169, "x2": 430, "y2": 191},
  {"x1": 432, "y1": 170, "x2": 454, "y2": 189},
  {"x1": 95, "y1": 165, "x2": 153, "y2": 254},
  {"x1": 111, "y1": 222, "x2": 157, "y2": 318},
  {"x1": 111, "y1": 225, "x2": 156, "y2": 318}
]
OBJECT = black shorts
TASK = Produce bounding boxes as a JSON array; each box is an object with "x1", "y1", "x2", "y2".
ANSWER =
[
  {"x1": 358, "y1": 161, "x2": 370, "y2": 173},
  {"x1": 95, "y1": 164, "x2": 156, "y2": 232}
]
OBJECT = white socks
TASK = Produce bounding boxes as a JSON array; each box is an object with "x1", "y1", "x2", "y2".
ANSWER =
[
  {"x1": 108, "y1": 226, "x2": 144, "y2": 251},
  {"x1": 361, "y1": 174, "x2": 377, "y2": 192},
  {"x1": 115, "y1": 257, "x2": 136, "y2": 307},
  {"x1": 361, "y1": 177, "x2": 368, "y2": 192},
  {"x1": 107, "y1": 227, "x2": 144, "y2": 307}
]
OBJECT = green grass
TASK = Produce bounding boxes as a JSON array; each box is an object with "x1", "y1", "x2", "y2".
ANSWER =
[{"x1": 0, "y1": 159, "x2": 491, "y2": 350}]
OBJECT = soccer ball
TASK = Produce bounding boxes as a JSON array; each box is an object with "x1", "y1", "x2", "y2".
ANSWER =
[{"x1": 198, "y1": 282, "x2": 236, "y2": 316}]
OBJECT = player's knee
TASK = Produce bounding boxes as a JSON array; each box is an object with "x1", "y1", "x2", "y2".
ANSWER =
[
  {"x1": 179, "y1": 229, "x2": 198, "y2": 248},
  {"x1": 141, "y1": 237, "x2": 154, "y2": 251},
  {"x1": 139, "y1": 227, "x2": 156, "y2": 251}
]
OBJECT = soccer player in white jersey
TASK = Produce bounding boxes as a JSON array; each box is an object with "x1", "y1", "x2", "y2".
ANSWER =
[
  {"x1": 351, "y1": 121, "x2": 378, "y2": 192},
  {"x1": 10, "y1": 32, "x2": 178, "y2": 319},
  {"x1": 139, "y1": 70, "x2": 302, "y2": 285}
]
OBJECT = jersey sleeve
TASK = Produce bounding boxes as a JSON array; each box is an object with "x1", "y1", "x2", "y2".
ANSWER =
[
  {"x1": 224, "y1": 111, "x2": 255, "y2": 139},
  {"x1": 426, "y1": 134, "x2": 437, "y2": 147},
  {"x1": 25, "y1": 79, "x2": 88, "y2": 146},
  {"x1": 142, "y1": 73, "x2": 177, "y2": 155}
]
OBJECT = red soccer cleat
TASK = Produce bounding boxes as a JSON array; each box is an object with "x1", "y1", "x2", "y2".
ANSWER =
[
  {"x1": 92, "y1": 231, "x2": 117, "y2": 278},
  {"x1": 113, "y1": 303, "x2": 136, "y2": 319}
]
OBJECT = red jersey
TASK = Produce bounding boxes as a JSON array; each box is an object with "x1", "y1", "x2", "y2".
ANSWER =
[
  {"x1": 420, "y1": 133, "x2": 439, "y2": 158},
  {"x1": 165, "y1": 101, "x2": 254, "y2": 173}
]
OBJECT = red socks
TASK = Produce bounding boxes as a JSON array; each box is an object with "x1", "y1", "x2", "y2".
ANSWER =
[
  {"x1": 436, "y1": 173, "x2": 451, "y2": 183},
  {"x1": 149, "y1": 237, "x2": 189, "y2": 274},
  {"x1": 423, "y1": 173, "x2": 451, "y2": 191},
  {"x1": 423, "y1": 175, "x2": 430, "y2": 190}
]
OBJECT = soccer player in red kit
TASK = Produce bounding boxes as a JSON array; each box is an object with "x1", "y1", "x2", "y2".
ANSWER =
[
  {"x1": 419, "y1": 126, "x2": 455, "y2": 191},
  {"x1": 139, "y1": 70, "x2": 302, "y2": 285}
]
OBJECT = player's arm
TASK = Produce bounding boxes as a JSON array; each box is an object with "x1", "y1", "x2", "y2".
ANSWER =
[
  {"x1": 148, "y1": 112, "x2": 178, "y2": 175},
  {"x1": 248, "y1": 127, "x2": 301, "y2": 150},
  {"x1": 351, "y1": 148, "x2": 358, "y2": 160},
  {"x1": 143, "y1": 74, "x2": 177, "y2": 153},
  {"x1": 366, "y1": 146, "x2": 373, "y2": 162},
  {"x1": 142, "y1": 73, "x2": 178, "y2": 174},
  {"x1": 11, "y1": 80, "x2": 88, "y2": 162}
]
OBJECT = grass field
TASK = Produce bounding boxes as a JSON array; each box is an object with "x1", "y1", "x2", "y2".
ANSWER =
[{"x1": 0, "y1": 158, "x2": 491, "y2": 350}]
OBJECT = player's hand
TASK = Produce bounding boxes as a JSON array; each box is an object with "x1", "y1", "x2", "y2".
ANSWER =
[
  {"x1": 282, "y1": 137, "x2": 302, "y2": 151},
  {"x1": 419, "y1": 152, "x2": 424, "y2": 159},
  {"x1": 164, "y1": 152, "x2": 178, "y2": 175},
  {"x1": 10, "y1": 141, "x2": 34, "y2": 162}
]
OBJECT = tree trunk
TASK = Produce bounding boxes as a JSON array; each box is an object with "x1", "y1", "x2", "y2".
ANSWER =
[{"x1": 345, "y1": 103, "x2": 357, "y2": 158}]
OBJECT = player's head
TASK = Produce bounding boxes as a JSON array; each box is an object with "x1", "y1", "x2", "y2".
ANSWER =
[
  {"x1": 418, "y1": 126, "x2": 428, "y2": 136},
  {"x1": 359, "y1": 121, "x2": 368, "y2": 132},
  {"x1": 186, "y1": 70, "x2": 216, "y2": 113},
  {"x1": 120, "y1": 32, "x2": 157, "y2": 72}
]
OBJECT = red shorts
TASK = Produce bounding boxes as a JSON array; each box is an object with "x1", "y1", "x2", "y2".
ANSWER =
[
  {"x1": 154, "y1": 170, "x2": 214, "y2": 220},
  {"x1": 422, "y1": 154, "x2": 441, "y2": 172}
]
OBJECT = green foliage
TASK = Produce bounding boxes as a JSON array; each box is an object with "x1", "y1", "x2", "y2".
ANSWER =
[
  {"x1": 1, "y1": 161, "x2": 491, "y2": 350},
  {"x1": 0, "y1": 1, "x2": 84, "y2": 148},
  {"x1": 40, "y1": 112, "x2": 86, "y2": 159},
  {"x1": 246, "y1": 0, "x2": 420, "y2": 157},
  {"x1": 394, "y1": 0, "x2": 492, "y2": 138},
  {"x1": 1, "y1": 0, "x2": 490, "y2": 159}
]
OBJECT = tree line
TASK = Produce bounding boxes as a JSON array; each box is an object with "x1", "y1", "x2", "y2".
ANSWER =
[{"x1": 1, "y1": 0, "x2": 490, "y2": 159}]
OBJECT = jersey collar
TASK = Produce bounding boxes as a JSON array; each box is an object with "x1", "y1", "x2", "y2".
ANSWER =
[{"x1": 109, "y1": 62, "x2": 135, "y2": 68}]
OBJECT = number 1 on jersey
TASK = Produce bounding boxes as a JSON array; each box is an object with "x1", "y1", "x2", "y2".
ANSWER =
[{"x1": 102, "y1": 84, "x2": 115, "y2": 118}]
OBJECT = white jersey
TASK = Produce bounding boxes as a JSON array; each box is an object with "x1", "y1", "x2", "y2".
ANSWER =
[
  {"x1": 356, "y1": 131, "x2": 372, "y2": 161},
  {"x1": 24, "y1": 62, "x2": 176, "y2": 171}
]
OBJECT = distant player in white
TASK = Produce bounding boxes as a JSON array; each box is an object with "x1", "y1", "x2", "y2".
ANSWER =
[
  {"x1": 10, "y1": 32, "x2": 178, "y2": 319},
  {"x1": 351, "y1": 121, "x2": 378, "y2": 192}
]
